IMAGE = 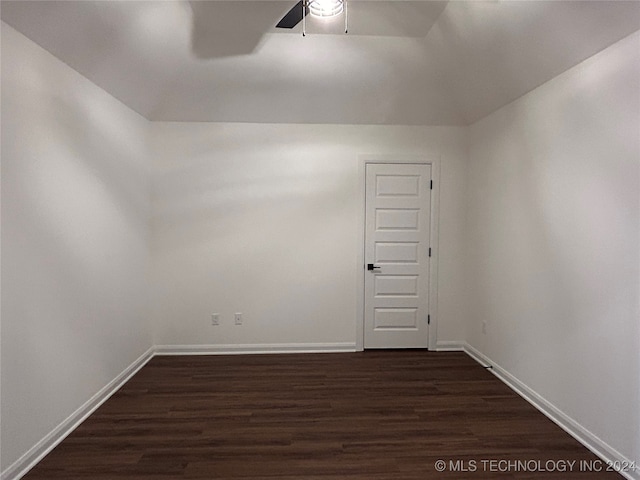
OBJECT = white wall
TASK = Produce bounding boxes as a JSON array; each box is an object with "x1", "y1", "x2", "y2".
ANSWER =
[
  {"x1": 150, "y1": 123, "x2": 468, "y2": 349},
  {"x1": 467, "y1": 31, "x2": 640, "y2": 466},
  {"x1": 1, "y1": 23, "x2": 152, "y2": 472}
]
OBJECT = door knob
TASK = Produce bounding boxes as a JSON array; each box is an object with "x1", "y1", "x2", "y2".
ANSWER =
[{"x1": 367, "y1": 264, "x2": 381, "y2": 271}]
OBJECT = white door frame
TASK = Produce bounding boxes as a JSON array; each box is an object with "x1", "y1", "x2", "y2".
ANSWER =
[{"x1": 356, "y1": 154, "x2": 441, "y2": 351}]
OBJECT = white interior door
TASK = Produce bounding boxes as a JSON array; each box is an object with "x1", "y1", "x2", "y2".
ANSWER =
[{"x1": 364, "y1": 163, "x2": 431, "y2": 349}]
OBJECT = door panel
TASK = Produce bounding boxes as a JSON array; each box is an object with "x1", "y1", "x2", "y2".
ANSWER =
[
  {"x1": 374, "y1": 308, "x2": 418, "y2": 329},
  {"x1": 375, "y1": 242, "x2": 419, "y2": 264},
  {"x1": 374, "y1": 276, "x2": 419, "y2": 297},
  {"x1": 364, "y1": 163, "x2": 431, "y2": 349},
  {"x1": 376, "y1": 175, "x2": 420, "y2": 196},
  {"x1": 375, "y1": 209, "x2": 420, "y2": 230}
]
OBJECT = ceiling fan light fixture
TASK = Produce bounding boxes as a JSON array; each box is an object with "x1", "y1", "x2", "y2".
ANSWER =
[{"x1": 309, "y1": 0, "x2": 344, "y2": 18}]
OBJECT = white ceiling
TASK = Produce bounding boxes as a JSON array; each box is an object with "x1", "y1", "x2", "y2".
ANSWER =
[{"x1": 2, "y1": 0, "x2": 640, "y2": 125}]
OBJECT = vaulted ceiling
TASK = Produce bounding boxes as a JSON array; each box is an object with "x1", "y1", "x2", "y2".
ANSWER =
[{"x1": 2, "y1": 1, "x2": 640, "y2": 125}]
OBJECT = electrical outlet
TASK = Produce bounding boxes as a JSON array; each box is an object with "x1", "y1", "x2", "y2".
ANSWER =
[
  {"x1": 234, "y1": 313, "x2": 243, "y2": 325},
  {"x1": 482, "y1": 321, "x2": 487, "y2": 334},
  {"x1": 211, "y1": 313, "x2": 220, "y2": 326}
]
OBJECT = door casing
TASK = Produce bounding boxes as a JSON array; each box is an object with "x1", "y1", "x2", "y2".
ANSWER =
[{"x1": 356, "y1": 154, "x2": 440, "y2": 351}]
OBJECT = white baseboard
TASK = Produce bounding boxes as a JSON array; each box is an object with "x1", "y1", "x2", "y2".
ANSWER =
[
  {"x1": 154, "y1": 343, "x2": 357, "y2": 355},
  {"x1": 463, "y1": 343, "x2": 639, "y2": 480},
  {"x1": 1, "y1": 347, "x2": 155, "y2": 480},
  {"x1": 434, "y1": 340, "x2": 465, "y2": 351}
]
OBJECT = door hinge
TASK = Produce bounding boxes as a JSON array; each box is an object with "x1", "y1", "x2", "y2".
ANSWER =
[
  {"x1": 429, "y1": 247, "x2": 432, "y2": 257},
  {"x1": 430, "y1": 180, "x2": 433, "y2": 190},
  {"x1": 428, "y1": 314, "x2": 431, "y2": 325}
]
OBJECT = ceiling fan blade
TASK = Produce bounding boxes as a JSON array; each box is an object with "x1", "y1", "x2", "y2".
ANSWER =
[{"x1": 276, "y1": 1, "x2": 309, "y2": 29}]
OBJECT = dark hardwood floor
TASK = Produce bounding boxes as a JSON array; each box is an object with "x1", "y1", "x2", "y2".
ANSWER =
[{"x1": 23, "y1": 351, "x2": 622, "y2": 479}]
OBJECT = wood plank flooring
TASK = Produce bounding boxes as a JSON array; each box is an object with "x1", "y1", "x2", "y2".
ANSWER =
[{"x1": 23, "y1": 351, "x2": 623, "y2": 479}]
